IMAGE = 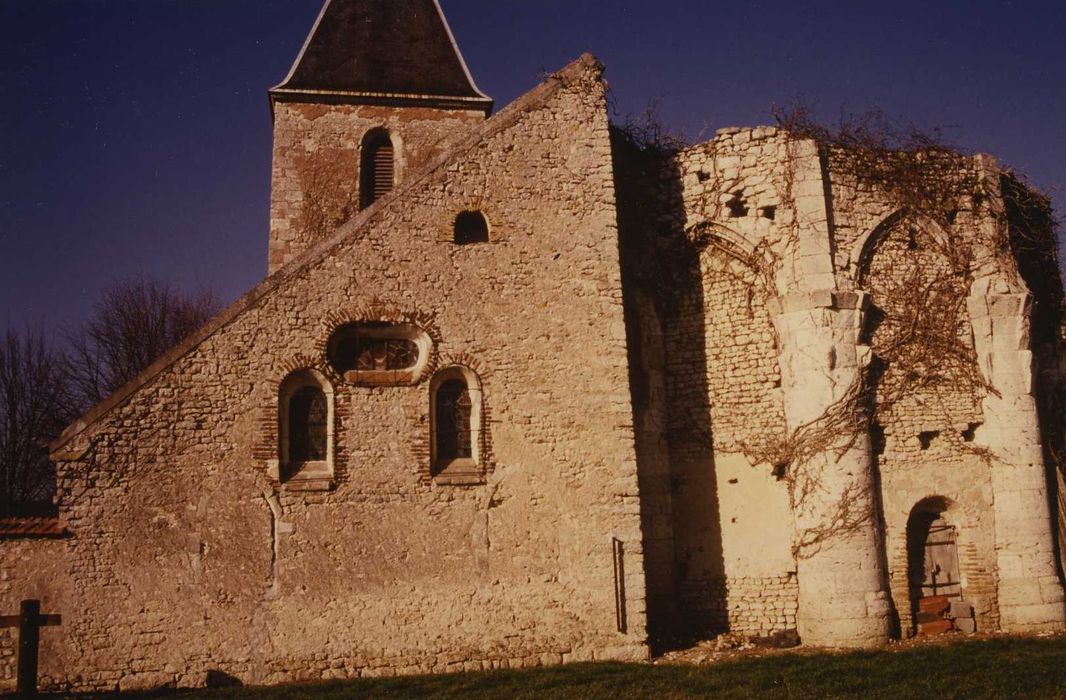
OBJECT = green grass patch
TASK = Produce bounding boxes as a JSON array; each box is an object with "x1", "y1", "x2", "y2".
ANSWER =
[{"x1": 114, "y1": 636, "x2": 1066, "y2": 699}]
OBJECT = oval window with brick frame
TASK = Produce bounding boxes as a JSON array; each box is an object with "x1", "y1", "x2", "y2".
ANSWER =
[
  {"x1": 429, "y1": 366, "x2": 484, "y2": 484},
  {"x1": 454, "y1": 210, "x2": 490, "y2": 245},
  {"x1": 327, "y1": 322, "x2": 432, "y2": 386}
]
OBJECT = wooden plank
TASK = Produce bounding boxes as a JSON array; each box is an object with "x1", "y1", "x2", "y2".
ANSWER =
[
  {"x1": 0, "y1": 614, "x2": 19, "y2": 627},
  {"x1": 39, "y1": 614, "x2": 61, "y2": 626}
]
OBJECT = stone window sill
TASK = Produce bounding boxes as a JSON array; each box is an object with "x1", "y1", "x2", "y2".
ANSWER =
[
  {"x1": 433, "y1": 458, "x2": 484, "y2": 486},
  {"x1": 281, "y1": 462, "x2": 334, "y2": 492}
]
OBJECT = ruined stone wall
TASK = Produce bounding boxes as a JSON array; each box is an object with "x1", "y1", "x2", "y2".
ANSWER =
[
  {"x1": 267, "y1": 102, "x2": 484, "y2": 273},
  {"x1": 2, "y1": 57, "x2": 648, "y2": 693},
  {"x1": 658, "y1": 129, "x2": 798, "y2": 638},
  {"x1": 860, "y1": 215, "x2": 998, "y2": 633},
  {"x1": 825, "y1": 149, "x2": 1063, "y2": 636}
]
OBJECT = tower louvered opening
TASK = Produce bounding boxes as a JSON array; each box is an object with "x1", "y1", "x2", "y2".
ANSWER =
[{"x1": 360, "y1": 131, "x2": 394, "y2": 209}]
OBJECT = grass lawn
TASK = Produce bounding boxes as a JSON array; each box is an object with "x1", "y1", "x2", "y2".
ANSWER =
[{"x1": 79, "y1": 635, "x2": 1066, "y2": 699}]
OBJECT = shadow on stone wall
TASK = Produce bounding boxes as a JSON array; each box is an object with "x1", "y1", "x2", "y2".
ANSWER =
[
  {"x1": 611, "y1": 128, "x2": 727, "y2": 652},
  {"x1": 1002, "y1": 173, "x2": 1066, "y2": 583}
]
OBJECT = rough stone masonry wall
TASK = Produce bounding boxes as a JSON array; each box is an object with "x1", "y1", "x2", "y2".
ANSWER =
[
  {"x1": 659, "y1": 128, "x2": 798, "y2": 638},
  {"x1": 0, "y1": 539, "x2": 70, "y2": 693},
  {"x1": 2, "y1": 57, "x2": 648, "y2": 693},
  {"x1": 864, "y1": 218, "x2": 997, "y2": 633},
  {"x1": 267, "y1": 102, "x2": 484, "y2": 273},
  {"x1": 825, "y1": 155, "x2": 1001, "y2": 634}
]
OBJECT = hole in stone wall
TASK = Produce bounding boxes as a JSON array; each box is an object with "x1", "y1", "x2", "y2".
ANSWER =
[
  {"x1": 947, "y1": 209, "x2": 959, "y2": 224},
  {"x1": 726, "y1": 191, "x2": 749, "y2": 218},
  {"x1": 961, "y1": 422, "x2": 981, "y2": 442},
  {"x1": 907, "y1": 228, "x2": 920, "y2": 250},
  {"x1": 918, "y1": 430, "x2": 940, "y2": 450},
  {"x1": 454, "y1": 210, "x2": 490, "y2": 245},
  {"x1": 697, "y1": 171, "x2": 711, "y2": 183},
  {"x1": 759, "y1": 205, "x2": 776, "y2": 221}
]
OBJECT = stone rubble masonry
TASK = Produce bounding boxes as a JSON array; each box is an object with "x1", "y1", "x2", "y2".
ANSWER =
[
  {"x1": 4, "y1": 55, "x2": 649, "y2": 693},
  {"x1": 268, "y1": 102, "x2": 485, "y2": 274},
  {"x1": 4, "y1": 49, "x2": 1066, "y2": 694}
]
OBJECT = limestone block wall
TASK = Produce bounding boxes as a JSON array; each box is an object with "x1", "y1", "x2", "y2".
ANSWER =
[
  {"x1": 6, "y1": 57, "x2": 647, "y2": 693},
  {"x1": 825, "y1": 147, "x2": 1065, "y2": 636},
  {"x1": 661, "y1": 129, "x2": 799, "y2": 638},
  {"x1": 268, "y1": 102, "x2": 485, "y2": 273},
  {"x1": 859, "y1": 212, "x2": 998, "y2": 633}
]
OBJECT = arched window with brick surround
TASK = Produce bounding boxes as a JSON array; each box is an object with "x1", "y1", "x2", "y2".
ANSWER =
[
  {"x1": 430, "y1": 366, "x2": 483, "y2": 483},
  {"x1": 278, "y1": 369, "x2": 334, "y2": 490},
  {"x1": 360, "y1": 128, "x2": 395, "y2": 209}
]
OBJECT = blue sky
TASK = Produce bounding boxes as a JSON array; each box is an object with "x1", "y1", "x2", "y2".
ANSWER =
[{"x1": 2, "y1": 0, "x2": 1064, "y2": 333}]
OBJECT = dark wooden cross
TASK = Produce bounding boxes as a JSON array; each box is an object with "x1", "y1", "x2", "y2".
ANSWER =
[{"x1": 0, "y1": 600, "x2": 61, "y2": 697}]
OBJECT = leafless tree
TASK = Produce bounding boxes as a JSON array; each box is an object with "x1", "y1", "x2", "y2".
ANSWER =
[
  {"x1": 0, "y1": 325, "x2": 73, "y2": 515},
  {"x1": 65, "y1": 278, "x2": 220, "y2": 410}
]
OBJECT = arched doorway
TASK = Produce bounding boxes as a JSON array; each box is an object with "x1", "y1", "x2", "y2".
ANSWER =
[{"x1": 906, "y1": 497, "x2": 972, "y2": 634}]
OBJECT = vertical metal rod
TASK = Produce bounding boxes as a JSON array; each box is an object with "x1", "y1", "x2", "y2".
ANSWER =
[
  {"x1": 17, "y1": 599, "x2": 40, "y2": 698},
  {"x1": 612, "y1": 538, "x2": 627, "y2": 634}
]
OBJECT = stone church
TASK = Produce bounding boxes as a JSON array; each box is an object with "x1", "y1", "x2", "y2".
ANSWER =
[{"x1": 4, "y1": 0, "x2": 1065, "y2": 691}]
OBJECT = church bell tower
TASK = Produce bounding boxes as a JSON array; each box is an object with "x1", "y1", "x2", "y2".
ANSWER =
[{"x1": 266, "y1": 0, "x2": 493, "y2": 273}]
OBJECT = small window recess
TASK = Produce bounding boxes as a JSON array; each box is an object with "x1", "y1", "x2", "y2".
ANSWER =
[
  {"x1": 277, "y1": 369, "x2": 334, "y2": 491},
  {"x1": 327, "y1": 322, "x2": 432, "y2": 386},
  {"x1": 360, "y1": 129, "x2": 395, "y2": 209},
  {"x1": 726, "y1": 191, "x2": 749, "y2": 218},
  {"x1": 430, "y1": 366, "x2": 484, "y2": 485},
  {"x1": 454, "y1": 210, "x2": 490, "y2": 245}
]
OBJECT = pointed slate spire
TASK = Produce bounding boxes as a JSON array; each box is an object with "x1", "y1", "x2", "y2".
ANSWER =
[{"x1": 271, "y1": 0, "x2": 493, "y2": 113}]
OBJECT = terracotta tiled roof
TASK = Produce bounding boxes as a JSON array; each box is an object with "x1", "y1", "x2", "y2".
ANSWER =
[
  {"x1": 272, "y1": 0, "x2": 492, "y2": 111},
  {"x1": 0, "y1": 517, "x2": 67, "y2": 539}
]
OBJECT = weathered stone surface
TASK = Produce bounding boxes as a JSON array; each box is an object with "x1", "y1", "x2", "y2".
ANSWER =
[{"x1": 3, "y1": 1, "x2": 1065, "y2": 692}]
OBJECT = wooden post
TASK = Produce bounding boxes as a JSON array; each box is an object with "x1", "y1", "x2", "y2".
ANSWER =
[{"x1": 0, "y1": 599, "x2": 61, "y2": 698}]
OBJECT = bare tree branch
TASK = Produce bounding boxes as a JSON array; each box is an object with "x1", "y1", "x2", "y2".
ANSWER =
[{"x1": 64, "y1": 277, "x2": 220, "y2": 411}]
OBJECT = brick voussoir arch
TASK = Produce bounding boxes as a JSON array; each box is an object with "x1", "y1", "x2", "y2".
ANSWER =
[{"x1": 317, "y1": 303, "x2": 443, "y2": 384}]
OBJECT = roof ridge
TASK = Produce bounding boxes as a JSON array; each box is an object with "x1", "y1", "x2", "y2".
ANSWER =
[{"x1": 50, "y1": 53, "x2": 605, "y2": 456}]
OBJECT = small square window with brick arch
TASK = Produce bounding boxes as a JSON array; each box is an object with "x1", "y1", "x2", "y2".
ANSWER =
[{"x1": 454, "y1": 210, "x2": 489, "y2": 244}]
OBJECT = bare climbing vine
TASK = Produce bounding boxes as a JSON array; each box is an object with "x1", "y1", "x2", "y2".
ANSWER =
[{"x1": 613, "y1": 103, "x2": 1064, "y2": 560}]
